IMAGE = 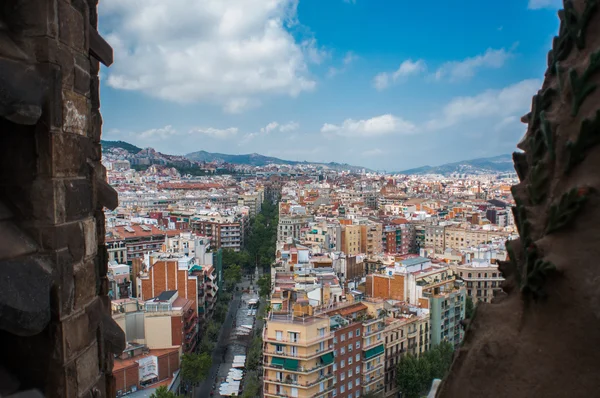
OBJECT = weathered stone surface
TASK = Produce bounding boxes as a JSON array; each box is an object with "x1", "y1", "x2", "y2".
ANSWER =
[
  {"x1": 0, "y1": 220, "x2": 38, "y2": 260},
  {"x1": 96, "y1": 178, "x2": 118, "y2": 210},
  {"x1": 63, "y1": 311, "x2": 95, "y2": 361},
  {"x1": 57, "y1": 46, "x2": 75, "y2": 89},
  {"x1": 15, "y1": 0, "x2": 58, "y2": 37},
  {"x1": 58, "y1": 1, "x2": 84, "y2": 52},
  {"x1": 63, "y1": 179, "x2": 92, "y2": 222},
  {"x1": 27, "y1": 179, "x2": 66, "y2": 224},
  {"x1": 0, "y1": 201, "x2": 13, "y2": 221},
  {"x1": 0, "y1": 256, "x2": 52, "y2": 336},
  {"x1": 82, "y1": 217, "x2": 97, "y2": 258},
  {"x1": 101, "y1": 312, "x2": 126, "y2": 355},
  {"x1": 75, "y1": 343, "x2": 99, "y2": 396},
  {"x1": 0, "y1": 58, "x2": 44, "y2": 125},
  {"x1": 74, "y1": 54, "x2": 90, "y2": 96},
  {"x1": 88, "y1": 29, "x2": 113, "y2": 66},
  {"x1": 62, "y1": 90, "x2": 88, "y2": 135},
  {"x1": 38, "y1": 63, "x2": 63, "y2": 130},
  {"x1": 73, "y1": 259, "x2": 96, "y2": 311}
]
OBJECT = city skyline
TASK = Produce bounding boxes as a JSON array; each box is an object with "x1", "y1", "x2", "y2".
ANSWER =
[{"x1": 98, "y1": 0, "x2": 561, "y2": 170}]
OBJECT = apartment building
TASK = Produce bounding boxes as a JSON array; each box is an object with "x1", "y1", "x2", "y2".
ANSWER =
[
  {"x1": 424, "y1": 225, "x2": 446, "y2": 254},
  {"x1": 106, "y1": 224, "x2": 180, "y2": 264},
  {"x1": 360, "y1": 222, "x2": 383, "y2": 256},
  {"x1": 424, "y1": 285, "x2": 466, "y2": 349},
  {"x1": 454, "y1": 261, "x2": 504, "y2": 303},
  {"x1": 263, "y1": 314, "x2": 335, "y2": 398},
  {"x1": 238, "y1": 190, "x2": 264, "y2": 217},
  {"x1": 278, "y1": 214, "x2": 313, "y2": 242},
  {"x1": 330, "y1": 314, "x2": 364, "y2": 398},
  {"x1": 341, "y1": 225, "x2": 361, "y2": 256},
  {"x1": 382, "y1": 309, "x2": 430, "y2": 397},
  {"x1": 382, "y1": 220, "x2": 415, "y2": 255},
  {"x1": 190, "y1": 213, "x2": 247, "y2": 252},
  {"x1": 444, "y1": 226, "x2": 511, "y2": 251}
]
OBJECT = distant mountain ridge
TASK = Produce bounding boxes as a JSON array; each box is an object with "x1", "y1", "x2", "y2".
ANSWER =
[
  {"x1": 400, "y1": 154, "x2": 514, "y2": 175},
  {"x1": 185, "y1": 150, "x2": 365, "y2": 171},
  {"x1": 100, "y1": 140, "x2": 366, "y2": 171},
  {"x1": 101, "y1": 140, "x2": 142, "y2": 153}
]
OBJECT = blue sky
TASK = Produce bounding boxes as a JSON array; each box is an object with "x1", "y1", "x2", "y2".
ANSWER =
[{"x1": 98, "y1": 0, "x2": 562, "y2": 171}]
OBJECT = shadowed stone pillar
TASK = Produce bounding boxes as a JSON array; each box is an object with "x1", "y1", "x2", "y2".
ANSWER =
[{"x1": 0, "y1": 0, "x2": 124, "y2": 397}]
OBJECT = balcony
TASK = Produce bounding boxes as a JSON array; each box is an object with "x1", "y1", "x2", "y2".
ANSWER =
[
  {"x1": 264, "y1": 332, "x2": 334, "y2": 346},
  {"x1": 363, "y1": 363, "x2": 384, "y2": 376},
  {"x1": 264, "y1": 373, "x2": 334, "y2": 389},
  {"x1": 264, "y1": 345, "x2": 334, "y2": 360},
  {"x1": 362, "y1": 372, "x2": 384, "y2": 387}
]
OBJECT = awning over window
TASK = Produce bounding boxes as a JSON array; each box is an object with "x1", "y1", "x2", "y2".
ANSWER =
[
  {"x1": 284, "y1": 358, "x2": 299, "y2": 371},
  {"x1": 320, "y1": 353, "x2": 334, "y2": 366},
  {"x1": 271, "y1": 357, "x2": 285, "y2": 367},
  {"x1": 364, "y1": 344, "x2": 385, "y2": 360}
]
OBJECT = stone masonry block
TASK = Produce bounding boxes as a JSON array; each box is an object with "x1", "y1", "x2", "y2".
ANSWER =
[
  {"x1": 58, "y1": 1, "x2": 85, "y2": 52},
  {"x1": 74, "y1": 54, "x2": 91, "y2": 97},
  {"x1": 62, "y1": 90, "x2": 89, "y2": 136},
  {"x1": 75, "y1": 342, "x2": 100, "y2": 396},
  {"x1": 73, "y1": 259, "x2": 96, "y2": 311},
  {"x1": 46, "y1": 248, "x2": 75, "y2": 319},
  {"x1": 63, "y1": 179, "x2": 93, "y2": 222},
  {"x1": 63, "y1": 311, "x2": 95, "y2": 362},
  {"x1": 82, "y1": 217, "x2": 97, "y2": 258},
  {"x1": 18, "y1": 0, "x2": 58, "y2": 38},
  {"x1": 37, "y1": 63, "x2": 63, "y2": 130},
  {"x1": 25, "y1": 179, "x2": 66, "y2": 224},
  {"x1": 37, "y1": 131, "x2": 92, "y2": 178},
  {"x1": 56, "y1": 46, "x2": 75, "y2": 90}
]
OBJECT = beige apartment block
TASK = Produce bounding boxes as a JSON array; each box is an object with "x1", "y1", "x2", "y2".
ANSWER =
[
  {"x1": 361, "y1": 222, "x2": 383, "y2": 256},
  {"x1": 454, "y1": 263, "x2": 504, "y2": 303},
  {"x1": 444, "y1": 227, "x2": 511, "y2": 251},
  {"x1": 263, "y1": 314, "x2": 335, "y2": 398},
  {"x1": 342, "y1": 225, "x2": 362, "y2": 256}
]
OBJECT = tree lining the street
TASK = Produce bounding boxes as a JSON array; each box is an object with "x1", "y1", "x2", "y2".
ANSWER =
[{"x1": 396, "y1": 342, "x2": 454, "y2": 398}]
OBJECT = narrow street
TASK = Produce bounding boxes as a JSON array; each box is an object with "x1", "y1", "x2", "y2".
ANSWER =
[{"x1": 195, "y1": 268, "x2": 262, "y2": 398}]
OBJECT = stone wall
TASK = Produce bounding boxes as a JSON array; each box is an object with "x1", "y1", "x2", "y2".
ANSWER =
[
  {"x1": 437, "y1": 0, "x2": 600, "y2": 397},
  {"x1": 0, "y1": 1, "x2": 124, "y2": 397}
]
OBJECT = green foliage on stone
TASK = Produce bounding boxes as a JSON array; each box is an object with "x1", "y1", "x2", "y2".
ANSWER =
[
  {"x1": 522, "y1": 259, "x2": 557, "y2": 298},
  {"x1": 546, "y1": 187, "x2": 590, "y2": 234},
  {"x1": 540, "y1": 111, "x2": 554, "y2": 160},
  {"x1": 566, "y1": 109, "x2": 600, "y2": 173},
  {"x1": 569, "y1": 50, "x2": 600, "y2": 117},
  {"x1": 512, "y1": 152, "x2": 528, "y2": 181}
]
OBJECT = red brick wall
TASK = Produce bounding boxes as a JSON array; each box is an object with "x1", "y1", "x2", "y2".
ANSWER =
[
  {"x1": 171, "y1": 316, "x2": 183, "y2": 346},
  {"x1": 187, "y1": 279, "x2": 197, "y2": 314},
  {"x1": 334, "y1": 323, "x2": 363, "y2": 398},
  {"x1": 169, "y1": 351, "x2": 180, "y2": 375},
  {"x1": 158, "y1": 355, "x2": 169, "y2": 381},
  {"x1": 114, "y1": 364, "x2": 139, "y2": 394}
]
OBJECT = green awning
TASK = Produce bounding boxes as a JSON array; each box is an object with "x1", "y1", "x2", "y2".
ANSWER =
[
  {"x1": 284, "y1": 358, "x2": 299, "y2": 371},
  {"x1": 364, "y1": 344, "x2": 385, "y2": 360},
  {"x1": 189, "y1": 265, "x2": 203, "y2": 273},
  {"x1": 271, "y1": 357, "x2": 285, "y2": 367},
  {"x1": 320, "y1": 353, "x2": 334, "y2": 366}
]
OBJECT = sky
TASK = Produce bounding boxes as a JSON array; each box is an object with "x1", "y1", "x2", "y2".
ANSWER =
[{"x1": 98, "y1": 0, "x2": 562, "y2": 171}]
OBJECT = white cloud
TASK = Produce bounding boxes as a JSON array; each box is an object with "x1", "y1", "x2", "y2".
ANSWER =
[
  {"x1": 189, "y1": 127, "x2": 239, "y2": 139},
  {"x1": 373, "y1": 73, "x2": 390, "y2": 91},
  {"x1": 321, "y1": 114, "x2": 417, "y2": 137},
  {"x1": 138, "y1": 125, "x2": 177, "y2": 140},
  {"x1": 528, "y1": 0, "x2": 562, "y2": 9},
  {"x1": 425, "y1": 79, "x2": 541, "y2": 131},
  {"x1": 279, "y1": 121, "x2": 300, "y2": 132},
  {"x1": 101, "y1": 0, "x2": 318, "y2": 112},
  {"x1": 434, "y1": 48, "x2": 511, "y2": 81},
  {"x1": 392, "y1": 59, "x2": 426, "y2": 80},
  {"x1": 259, "y1": 120, "x2": 300, "y2": 134},
  {"x1": 373, "y1": 59, "x2": 425, "y2": 90}
]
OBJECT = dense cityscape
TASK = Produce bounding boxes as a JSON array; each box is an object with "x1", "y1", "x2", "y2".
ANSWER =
[{"x1": 104, "y1": 142, "x2": 518, "y2": 398}]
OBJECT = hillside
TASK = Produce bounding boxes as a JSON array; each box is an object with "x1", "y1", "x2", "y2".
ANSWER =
[
  {"x1": 185, "y1": 150, "x2": 365, "y2": 171},
  {"x1": 101, "y1": 140, "x2": 142, "y2": 154},
  {"x1": 400, "y1": 154, "x2": 514, "y2": 175}
]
